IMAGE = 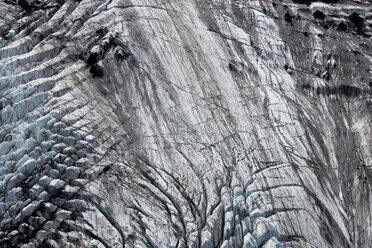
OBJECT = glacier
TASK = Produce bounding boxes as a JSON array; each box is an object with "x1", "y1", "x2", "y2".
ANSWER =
[{"x1": 0, "y1": 0, "x2": 371, "y2": 247}]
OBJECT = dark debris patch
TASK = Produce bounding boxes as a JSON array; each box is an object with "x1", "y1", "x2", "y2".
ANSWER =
[
  {"x1": 301, "y1": 83, "x2": 371, "y2": 97},
  {"x1": 292, "y1": 0, "x2": 338, "y2": 4},
  {"x1": 336, "y1": 85, "x2": 362, "y2": 97}
]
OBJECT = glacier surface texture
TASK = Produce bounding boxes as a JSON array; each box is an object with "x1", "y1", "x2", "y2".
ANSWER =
[{"x1": 0, "y1": 0, "x2": 371, "y2": 247}]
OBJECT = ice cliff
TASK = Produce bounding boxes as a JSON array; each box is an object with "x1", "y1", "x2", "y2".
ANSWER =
[{"x1": 0, "y1": 0, "x2": 371, "y2": 247}]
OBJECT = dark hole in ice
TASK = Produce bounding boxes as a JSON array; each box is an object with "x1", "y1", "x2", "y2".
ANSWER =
[
  {"x1": 90, "y1": 64, "x2": 104, "y2": 77},
  {"x1": 96, "y1": 28, "x2": 106, "y2": 38},
  {"x1": 18, "y1": 0, "x2": 33, "y2": 11},
  {"x1": 228, "y1": 63, "x2": 238, "y2": 72},
  {"x1": 78, "y1": 54, "x2": 85, "y2": 61},
  {"x1": 284, "y1": 13, "x2": 293, "y2": 23},
  {"x1": 60, "y1": 220, "x2": 74, "y2": 232},
  {"x1": 25, "y1": 27, "x2": 33, "y2": 36},
  {"x1": 21, "y1": 177, "x2": 35, "y2": 191},
  {"x1": 86, "y1": 53, "x2": 99, "y2": 65},
  {"x1": 50, "y1": 232, "x2": 63, "y2": 240},
  {"x1": 323, "y1": 72, "x2": 330, "y2": 81},
  {"x1": 323, "y1": 24, "x2": 329, "y2": 29},
  {"x1": 348, "y1": 12, "x2": 364, "y2": 30},
  {"x1": 292, "y1": 0, "x2": 311, "y2": 5},
  {"x1": 303, "y1": 32, "x2": 309, "y2": 36},
  {"x1": 39, "y1": 241, "x2": 52, "y2": 247},
  {"x1": 313, "y1": 11, "x2": 326, "y2": 19},
  {"x1": 369, "y1": 82, "x2": 372, "y2": 87},
  {"x1": 115, "y1": 48, "x2": 131, "y2": 60},
  {"x1": 337, "y1": 22, "x2": 346, "y2": 31},
  {"x1": 2, "y1": 33, "x2": 10, "y2": 40},
  {"x1": 116, "y1": 52, "x2": 125, "y2": 60}
]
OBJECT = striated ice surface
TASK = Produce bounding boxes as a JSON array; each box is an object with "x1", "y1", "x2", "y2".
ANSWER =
[{"x1": 0, "y1": 0, "x2": 371, "y2": 247}]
